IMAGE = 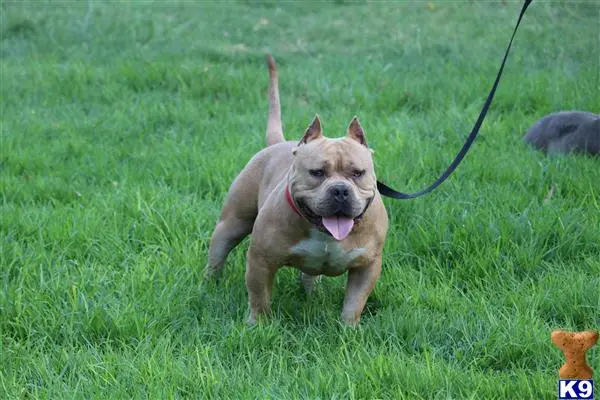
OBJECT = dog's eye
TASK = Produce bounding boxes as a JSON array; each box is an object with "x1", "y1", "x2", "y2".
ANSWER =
[
  {"x1": 352, "y1": 169, "x2": 366, "y2": 178},
  {"x1": 309, "y1": 169, "x2": 325, "y2": 177}
]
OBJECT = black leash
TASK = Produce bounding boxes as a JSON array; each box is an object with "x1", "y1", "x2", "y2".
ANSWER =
[{"x1": 377, "y1": 0, "x2": 533, "y2": 200}]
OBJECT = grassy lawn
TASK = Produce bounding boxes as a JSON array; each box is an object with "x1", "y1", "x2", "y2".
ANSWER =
[{"x1": 1, "y1": 1, "x2": 599, "y2": 398}]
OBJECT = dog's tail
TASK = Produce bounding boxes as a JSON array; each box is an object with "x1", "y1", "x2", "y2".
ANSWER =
[{"x1": 266, "y1": 54, "x2": 284, "y2": 146}]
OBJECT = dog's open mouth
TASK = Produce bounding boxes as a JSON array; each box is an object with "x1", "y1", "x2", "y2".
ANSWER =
[{"x1": 296, "y1": 200, "x2": 371, "y2": 241}]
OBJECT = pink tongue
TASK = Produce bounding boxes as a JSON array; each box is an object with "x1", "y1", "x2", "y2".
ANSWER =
[{"x1": 322, "y1": 216, "x2": 354, "y2": 241}]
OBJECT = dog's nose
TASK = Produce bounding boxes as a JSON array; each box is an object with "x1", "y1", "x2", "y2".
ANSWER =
[{"x1": 329, "y1": 183, "x2": 350, "y2": 203}]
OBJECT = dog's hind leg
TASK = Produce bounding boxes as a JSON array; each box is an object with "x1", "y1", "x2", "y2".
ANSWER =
[
  {"x1": 206, "y1": 216, "x2": 254, "y2": 278},
  {"x1": 206, "y1": 174, "x2": 259, "y2": 278}
]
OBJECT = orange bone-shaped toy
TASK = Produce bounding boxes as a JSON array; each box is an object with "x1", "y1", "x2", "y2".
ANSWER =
[{"x1": 551, "y1": 330, "x2": 598, "y2": 379}]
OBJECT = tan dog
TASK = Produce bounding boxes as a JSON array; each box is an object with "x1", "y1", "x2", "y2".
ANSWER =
[{"x1": 206, "y1": 55, "x2": 388, "y2": 325}]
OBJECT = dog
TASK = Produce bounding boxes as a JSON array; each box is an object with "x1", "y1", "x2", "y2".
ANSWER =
[
  {"x1": 206, "y1": 55, "x2": 388, "y2": 325},
  {"x1": 523, "y1": 111, "x2": 599, "y2": 156}
]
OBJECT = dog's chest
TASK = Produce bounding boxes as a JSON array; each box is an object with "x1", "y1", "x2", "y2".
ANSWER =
[{"x1": 289, "y1": 229, "x2": 365, "y2": 275}]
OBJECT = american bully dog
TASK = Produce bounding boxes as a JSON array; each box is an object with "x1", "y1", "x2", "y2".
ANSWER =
[{"x1": 206, "y1": 55, "x2": 388, "y2": 325}]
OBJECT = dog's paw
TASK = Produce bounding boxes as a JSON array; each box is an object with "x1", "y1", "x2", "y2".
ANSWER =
[
  {"x1": 299, "y1": 272, "x2": 322, "y2": 295},
  {"x1": 341, "y1": 312, "x2": 361, "y2": 327},
  {"x1": 248, "y1": 314, "x2": 258, "y2": 326},
  {"x1": 248, "y1": 309, "x2": 271, "y2": 326},
  {"x1": 204, "y1": 264, "x2": 223, "y2": 281}
]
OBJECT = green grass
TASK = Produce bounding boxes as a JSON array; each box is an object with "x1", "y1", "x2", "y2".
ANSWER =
[{"x1": 1, "y1": 1, "x2": 599, "y2": 398}]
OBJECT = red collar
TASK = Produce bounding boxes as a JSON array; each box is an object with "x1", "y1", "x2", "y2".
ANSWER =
[{"x1": 285, "y1": 185, "x2": 302, "y2": 216}]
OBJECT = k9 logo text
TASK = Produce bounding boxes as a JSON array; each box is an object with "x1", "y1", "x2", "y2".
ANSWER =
[{"x1": 559, "y1": 380, "x2": 594, "y2": 400}]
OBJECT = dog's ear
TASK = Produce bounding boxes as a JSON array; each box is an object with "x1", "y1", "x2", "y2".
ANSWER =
[
  {"x1": 347, "y1": 116, "x2": 368, "y2": 147},
  {"x1": 298, "y1": 114, "x2": 323, "y2": 146}
]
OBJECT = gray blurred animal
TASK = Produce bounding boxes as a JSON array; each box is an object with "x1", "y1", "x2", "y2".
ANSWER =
[{"x1": 523, "y1": 111, "x2": 599, "y2": 155}]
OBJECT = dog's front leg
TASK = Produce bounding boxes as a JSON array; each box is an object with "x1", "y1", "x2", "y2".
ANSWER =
[
  {"x1": 245, "y1": 247, "x2": 278, "y2": 325},
  {"x1": 341, "y1": 256, "x2": 382, "y2": 326}
]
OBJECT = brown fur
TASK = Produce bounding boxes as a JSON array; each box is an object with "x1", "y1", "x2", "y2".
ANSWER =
[{"x1": 206, "y1": 55, "x2": 388, "y2": 325}]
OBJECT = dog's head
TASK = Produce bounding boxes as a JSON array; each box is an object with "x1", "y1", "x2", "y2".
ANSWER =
[{"x1": 288, "y1": 115, "x2": 377, "y2": 240}]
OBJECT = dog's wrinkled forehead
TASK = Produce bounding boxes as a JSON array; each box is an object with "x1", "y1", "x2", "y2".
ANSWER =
[
  {"x1": 292, "y1": 114, "x2": 374, "y2": 170},
  {"x1": 295, "y1": 138, "x2": 373, "y2": 171}
]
